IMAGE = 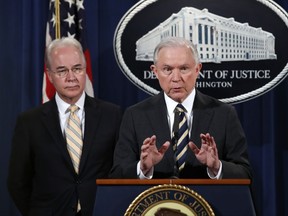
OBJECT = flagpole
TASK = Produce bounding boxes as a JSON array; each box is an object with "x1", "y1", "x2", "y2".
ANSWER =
[{"x1": 55, "y1": 0, "x2": 61, "y2": 39}]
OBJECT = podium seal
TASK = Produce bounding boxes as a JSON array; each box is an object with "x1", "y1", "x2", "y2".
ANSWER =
[{"x1": 125, "y1": 184, "x2": 215, "y2": 216}]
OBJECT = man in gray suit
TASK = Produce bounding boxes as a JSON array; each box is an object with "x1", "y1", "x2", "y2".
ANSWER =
[
  {"x1": 110, "y1": 37, "x2": 252, "y2": 180},
  {"x1": 7, "y1": 37, "x2": 122, "y2": 216}
]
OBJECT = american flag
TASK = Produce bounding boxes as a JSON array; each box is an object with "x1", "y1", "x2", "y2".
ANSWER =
[{"x1": 42, "y1": 0, "x2": 94, "y2": 102}]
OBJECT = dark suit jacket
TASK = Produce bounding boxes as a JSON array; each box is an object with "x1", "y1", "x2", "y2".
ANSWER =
[
  {"x1": 7, "y1": 95, "x2": 122, "y2": 216},
  {"x1": 110, "y1": 90, "x2": 252, "y2": 179}
]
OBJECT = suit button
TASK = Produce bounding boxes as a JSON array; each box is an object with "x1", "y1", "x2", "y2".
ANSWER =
[{"x1": 76, "y1": 180, "x2": 82, "y2": 184}]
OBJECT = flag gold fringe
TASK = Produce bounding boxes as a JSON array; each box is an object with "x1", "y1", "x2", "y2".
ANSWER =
[{"x1": 55, "y1": 0, "x2": 61, "y2": 38}]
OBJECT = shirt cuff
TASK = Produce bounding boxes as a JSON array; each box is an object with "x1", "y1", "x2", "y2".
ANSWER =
[
  {"x1": 207, "y1": 161, "x2": 223, "y2": 179},
  {"x1": 137, "y1": 161, "x2": 153, "y2": 179}
]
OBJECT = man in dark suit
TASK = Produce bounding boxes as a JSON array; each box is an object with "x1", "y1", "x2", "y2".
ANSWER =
[
  {"x1": 110, "y1": 37, "x2": 252, "y2": 179},
  {"x1": 7, "y1": 37, "x2": 122, "y2": 216}
]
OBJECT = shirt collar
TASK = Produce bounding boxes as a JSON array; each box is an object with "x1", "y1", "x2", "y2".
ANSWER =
[
  {"x1": 55, "y1": 92, "x2": 86, "y2": 115},
  {"x1": 164, "y1": 89, "x2": 196, "y2": 116}
]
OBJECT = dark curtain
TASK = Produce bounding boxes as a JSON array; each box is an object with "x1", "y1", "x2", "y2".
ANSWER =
[{"x1": 0, "y1": 0, "x2": 287, "y2": 215}]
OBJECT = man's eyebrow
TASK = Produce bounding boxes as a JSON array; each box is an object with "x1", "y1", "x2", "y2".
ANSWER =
[
  {"x1": 56, "y1": 66, "x2": 67, "y2": 70},
  {"x1": 55, "y1": 64, "x2": 82, "y2": 70},
  {"x1": 72, "y1": 64, "x2": 82, "y2": 67}
]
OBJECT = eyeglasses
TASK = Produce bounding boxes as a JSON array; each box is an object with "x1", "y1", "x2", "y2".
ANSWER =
[
  {"x1": 159, "y1": 66, "x2": 192, "y2": 75},
  {"x1": 51, "y1": 66, "x2": 85, "y2": 78}
]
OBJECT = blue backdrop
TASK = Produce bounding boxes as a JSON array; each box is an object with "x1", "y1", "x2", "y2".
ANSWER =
[{"x1": 0, "y1": 0, "x2": 287, "y2": 215}]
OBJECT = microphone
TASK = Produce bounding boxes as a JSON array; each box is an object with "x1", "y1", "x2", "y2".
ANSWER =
[
  {"x1": 171, "y1": 109, "x2": 180, "y2": 178},
  {"x1": 172, "y1": 108, "x2": 180, "y2": 152}
]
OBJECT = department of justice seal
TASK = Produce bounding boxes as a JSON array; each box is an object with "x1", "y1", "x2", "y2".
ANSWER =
[
  {"x1": 125, "y1": 184, "x2": 215, "y2": 216},
  {"x1": 114, "y1": 0, "x2": 288, "y2": 104}
]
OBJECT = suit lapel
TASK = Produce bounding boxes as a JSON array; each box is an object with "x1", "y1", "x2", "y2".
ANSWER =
[
  {"x1": 78, "y1": 96, "x2": 101, "y2": 174},
  {"x1": 191, "y1": 90, "x2": 214, "y2": 142},
  {"x1": 146, "y1": 93, "x2": 170, "y2": 144},
  {"x1": 41, "y1": 99, "x2": 76, "y2": 173},
  {"x1": 186, "y1": 90, "x2": 214, "y2": 163},
  {"x1": 147, "y1": 93, "x2": 175, "y2": 168}
]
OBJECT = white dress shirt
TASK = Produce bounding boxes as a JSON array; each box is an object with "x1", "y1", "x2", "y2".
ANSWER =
[{"x1": 55, "y1": 92, "x2": 86, "y2": 136}]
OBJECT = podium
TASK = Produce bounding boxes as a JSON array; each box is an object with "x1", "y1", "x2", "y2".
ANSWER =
[{"x1": 93, "y1": 179, "x2": 256, "y2": 216}]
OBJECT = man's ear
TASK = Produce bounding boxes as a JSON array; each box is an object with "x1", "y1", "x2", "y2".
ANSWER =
[
  {"x1": 195, "y1": 63, "x2": 202, "y2": 75},
  {"x1": 46, "y1": 70, "x2": 53, "y2": 83},
  {"x1": 150, "y1": 65, "x2": 158, "y2": 79}
]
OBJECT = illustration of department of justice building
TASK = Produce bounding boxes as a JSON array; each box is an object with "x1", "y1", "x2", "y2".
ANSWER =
[{"x1": 135, "y1": 7, "x2": 277, "y2": 63}]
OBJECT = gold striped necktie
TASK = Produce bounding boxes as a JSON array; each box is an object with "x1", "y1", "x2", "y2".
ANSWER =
[{"x1": 65, "y1": 105, "x2": 83, "y2": 174}]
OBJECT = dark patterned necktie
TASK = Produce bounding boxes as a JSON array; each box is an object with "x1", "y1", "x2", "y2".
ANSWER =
[{"x1": 175, "y1": 104, "x2": 189, "y2": 171}]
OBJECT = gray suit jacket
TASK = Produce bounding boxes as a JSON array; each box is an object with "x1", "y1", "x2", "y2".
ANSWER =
[{"x1": 110, "y1": 90, "x2": 252, "y2": 179}]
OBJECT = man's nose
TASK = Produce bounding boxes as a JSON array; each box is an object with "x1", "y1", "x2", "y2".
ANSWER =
[
  {"x1": 66, "y1": 69, "x2": 77, "y2": 79},
  {"x1": 171, "y1": 69, "x2": 182, "y2": 80}
]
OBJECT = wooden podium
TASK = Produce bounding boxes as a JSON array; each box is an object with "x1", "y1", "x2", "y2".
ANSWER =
[{"x1": 93, "y1": 179, "x2": 256, "y2": 216}]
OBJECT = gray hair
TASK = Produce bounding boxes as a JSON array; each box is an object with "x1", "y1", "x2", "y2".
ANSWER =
[
  {"x1": 45, "y1": 37, "x2": 86, "y2": 70},
  {"x1": 153, "y1": 37, "x2": 200, "y2": 65}
]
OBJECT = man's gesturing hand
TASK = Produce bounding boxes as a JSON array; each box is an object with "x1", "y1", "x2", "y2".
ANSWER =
[{"x1": 140, "y1": 135, "x2": 170, "y2": 175}]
